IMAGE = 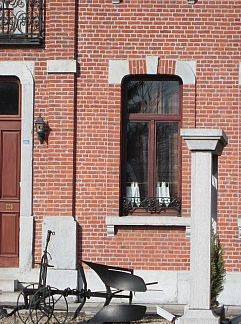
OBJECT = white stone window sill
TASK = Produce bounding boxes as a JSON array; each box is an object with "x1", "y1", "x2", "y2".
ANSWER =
[
  {"x1": 238, "y1": 219, "x2": 241, "y2": 238},
  {"x1": 106, "y1": 216, "x2": 191, "y2": 237}
]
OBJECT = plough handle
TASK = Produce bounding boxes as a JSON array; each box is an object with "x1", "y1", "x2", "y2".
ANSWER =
[
  {"x1": 145, "y1": 281, "x2": 158, "y2": 286},
  {"x1": 44, "y1": 230, "x2": 55, "y2": 252}
]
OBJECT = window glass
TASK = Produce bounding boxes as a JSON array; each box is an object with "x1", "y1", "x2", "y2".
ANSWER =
[
  {"x1": 156, "y1": 123, "x2": 179, "y2": 198},
  {"x1": 0, "y1": 81, "x2": 19, "y2": 115},
  {"x1": 127, "y1": 80, "x2": 180, "y2": 114},
  {"x1": 126, "y1": 123, "x2": 148, "y2": 198},
  {"x1": 121, "y1": 75, "x2": 181, "y2": 215}
]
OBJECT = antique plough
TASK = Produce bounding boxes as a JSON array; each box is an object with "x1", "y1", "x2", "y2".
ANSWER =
[{"x1": 0, "y1": 230, "x2": 154, "y2": 323}]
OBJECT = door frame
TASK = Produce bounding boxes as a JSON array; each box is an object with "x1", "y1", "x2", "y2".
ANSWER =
[{"x1": 0, "y1": 61, "x2": 34, "y2": 270}]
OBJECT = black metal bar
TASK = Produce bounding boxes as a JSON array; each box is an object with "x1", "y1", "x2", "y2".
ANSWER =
[
  {"x1": 2, "y1": 236, "x2": 148, "y2": 324},
  {"x1": 121, "y1": 196, "x2": 181, "y2": 216},
  {"x1": 0, "y1": 0, "x2": 44, "y2": 45}
]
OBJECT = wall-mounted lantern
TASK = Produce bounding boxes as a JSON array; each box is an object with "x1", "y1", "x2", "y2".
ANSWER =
[{"x1": 35, "y1": 115, "x2": 48, "y2": 144}]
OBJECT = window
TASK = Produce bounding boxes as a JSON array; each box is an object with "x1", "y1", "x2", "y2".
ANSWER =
[
  {"x1": 0, "y1": 0, "x2": 44, "y2": 45},
  {"x1": 0, "y1": 78, "x2": 19, "y2": 115},
  {"x1": 121, "y1": 75, "x2": 182, "y2": 216}
]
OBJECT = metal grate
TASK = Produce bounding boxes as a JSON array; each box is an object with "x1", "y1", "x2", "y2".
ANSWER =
[
  {"x1": 0, "y1": 0, "x2": 44, "y2": 45},
  {"x1": 120, "y1": 196, "x2": 181, "y2": 216}
]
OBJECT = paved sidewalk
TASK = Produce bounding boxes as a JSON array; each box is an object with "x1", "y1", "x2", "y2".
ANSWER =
[
  {"x1": 76, "y1": 302, "x2": 241, "y2": 318},
  {"x1": 1, "y1": 301, "x2": 241, "y2": 322}
]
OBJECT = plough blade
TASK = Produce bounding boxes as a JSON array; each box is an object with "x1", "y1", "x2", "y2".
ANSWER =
[
  {"x1": 84, "y1": 260, "x2": 147, "y2": 292},
  {"x1": 223, "y1": 314, "x2": 241, "y2": 324},
  {"x1": 88, "y1": 304, "x2": 147, "y2": 324}
]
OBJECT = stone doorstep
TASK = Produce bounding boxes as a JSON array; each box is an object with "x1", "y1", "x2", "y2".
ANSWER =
[
  {"x1": 0, "y1": 279, "x2": 17, "y2": 292},
  {"x1": 0, "y1": 279, "x2": 37, "y2": 293},
  {"x1": 0, "y1": 268, "x2": 39, "y2": 285},
  {"x1": 0, "y1": 291, "x2": 19, "y2": 304}
]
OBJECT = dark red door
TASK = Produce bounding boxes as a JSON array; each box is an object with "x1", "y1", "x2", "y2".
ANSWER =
[{"x1": 0, "y1": 78, "x2": 21, "y2": 268}]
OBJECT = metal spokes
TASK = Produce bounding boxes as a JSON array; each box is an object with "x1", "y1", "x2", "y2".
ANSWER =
[{"x1": 29, "y1": 286, "x2": 68, "y2": 324}]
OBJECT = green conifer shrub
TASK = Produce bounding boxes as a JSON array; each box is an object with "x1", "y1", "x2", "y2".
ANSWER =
[{"x1": 210, "y1": 234, "x2": 226, "y2": 306}]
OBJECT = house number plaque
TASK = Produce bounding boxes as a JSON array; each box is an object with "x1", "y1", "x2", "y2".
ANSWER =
[{"x1": 5, "y1": 203, "x2": 13, "y2": 211}]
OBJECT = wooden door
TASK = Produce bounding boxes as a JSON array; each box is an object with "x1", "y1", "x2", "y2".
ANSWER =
[{"x1": 0, "y1": 78, "x2": 21, "y2": 268}]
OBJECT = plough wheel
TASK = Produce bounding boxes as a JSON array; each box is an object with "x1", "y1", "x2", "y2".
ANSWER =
[
  {"x1": 29, "y1": 286, "x2": 68, "y2": 324},
  {"x1": 17, "y1": 283, "x2": 38, "y2": 323}
]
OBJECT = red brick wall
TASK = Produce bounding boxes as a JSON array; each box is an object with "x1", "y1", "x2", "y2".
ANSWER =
[
  {"x1": 0, "y1": 0, "x2": 77, "y2": 261},
  {"x1": 1, "y1": 0, "x2": 241, "y2": 271},
  {"x1": 76, "y1": 0, "x2": 241, "y2": 271}
]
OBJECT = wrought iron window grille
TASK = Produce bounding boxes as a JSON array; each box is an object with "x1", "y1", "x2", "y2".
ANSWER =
[
  {"x1": 0, "y1": 0, "x2": 44, "y2": 45},
  {"x1": 121, "y1": 196, "x2": 181, "y2": 216}
]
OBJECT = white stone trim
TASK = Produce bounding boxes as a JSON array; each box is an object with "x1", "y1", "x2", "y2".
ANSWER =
[
  {"x1": 106, "y1": 216, "x2": 191, "y2": 237},
  {"x1": 146, "y1": 56, "x2": 159, "y2": 74},
  {"x1": 178, "y1": 309, "x2": 220, "y2": 324},
  {"x1": 180, "y1": 129, "x2": 228, "y2": 155},
  {"x1": 175, "y1": 60, "x2": 196, "y2": 85},
  {"x1": 181, "y1": 128, "x2": 228, "y2": 317},
  {"x1": 238, "y1": 219, "x2": 241, "y2": 238},
  {"x1": 0, "y1": 61, "x2": 34, "y2": 271},
  {"x1": 239, "y1": 62, "x2": 241, "y2": 85},
  {"x1": 107, "y1": 224, "x2": 115, "y2": 237},
  {"x1": 219, "y1": 272, "x2": 241, "y2": 305},
  {"x1": 108, "y1": 59, "x2": 197, "y2": 84},
  {"x1": 19, "y1": 216, "x2": 34, "y2": 270},
  {"x1": 42, "y1": 216, "x2": 77, "y2": 270},
  {"x1": 47, "y1": 60, "x2": 77, "y2": 73},
  {"x1": 108, "y1": 60, "x2": 129, "y2": 84},
  {"x1": 185, "y1": 226, "x2": 191, "y2": 238}
]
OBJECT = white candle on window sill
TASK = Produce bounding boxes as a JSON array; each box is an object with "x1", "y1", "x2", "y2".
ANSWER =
[
  {"x1": 126, "y1": 182, "x2": 140, "y2": 207},
  {"x1": 156, "y1": 181, "x2": 170, "y2": 206}
]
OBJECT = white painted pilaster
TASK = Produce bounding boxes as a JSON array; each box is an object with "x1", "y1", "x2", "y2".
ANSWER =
[
  {"x1": 0, "y1": 61, "x2": 35, "y2": 271},
  {"x1": 239, "y1": 62, "x2": 241, "y2": 85},
  {"x1": 19, "y1": 216, "x2": 34, "y2": 270},
  {"x1": 190, "y1": 150, "x2": 213, "y2": 309},
  {"x1": 179, "y1": 129, "x2": 228, "y2": 324}
]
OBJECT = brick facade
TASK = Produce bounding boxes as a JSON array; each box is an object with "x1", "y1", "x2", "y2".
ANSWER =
[
  {"x1": 74, "y1": 0, "x2": 241, "y2": 272},
  {"x1": 0, "y1": 0, "x2": 241, "y2": 305}
]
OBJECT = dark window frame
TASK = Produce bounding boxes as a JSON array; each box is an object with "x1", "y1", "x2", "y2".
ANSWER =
[
  {"x1": 120, "y1": 74, "x2": 182, "y2": 216},
  {"x1": 0, "y1": 0, "x2": 44, "y2": 46}
]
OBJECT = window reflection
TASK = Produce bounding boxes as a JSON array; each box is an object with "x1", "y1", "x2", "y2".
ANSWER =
[
  {"x1": 127, "y1": 80, "x2": 179, "y2": 114},
  {"x1": 0, "y1": 81, "x2": 19, "y2": 115},
  {"x1": 156, "y1": 123, "x2": 178, "y2": 199},
  {"x1": 126, "y1": 123, "x2": 148, "y2": 199}
]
